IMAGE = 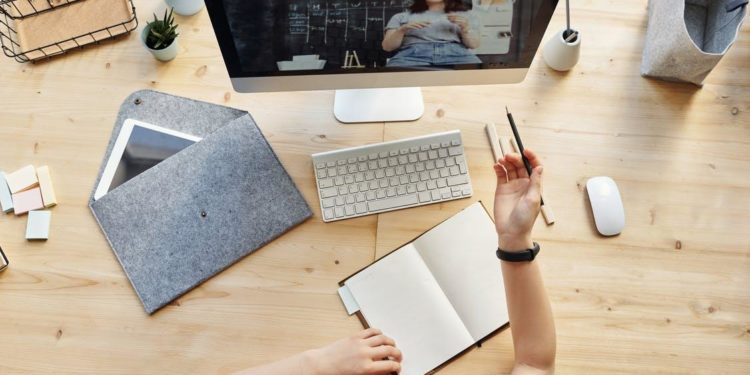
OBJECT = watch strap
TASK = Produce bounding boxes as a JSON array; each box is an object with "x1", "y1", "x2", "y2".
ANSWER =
[{"x1": 496, "y1": 242, "x2": 540, "y2": 262}]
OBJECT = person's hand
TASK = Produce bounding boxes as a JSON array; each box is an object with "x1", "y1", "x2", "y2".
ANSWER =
[
  {"x1": 398, "y1": 21, "x2": 431, "y2": 33},
  {"x1": 446, "y1": 14, "x2": 470, "y2": 33},
  {"x1": 493, "y1": 149, "x2": 543, "y2": 251},
  {"x1": 307, "y1": 328, "x2": 402, "y2": 375}
]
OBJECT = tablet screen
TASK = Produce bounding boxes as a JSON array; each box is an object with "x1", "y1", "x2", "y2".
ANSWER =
[{"x1": 108, "y1": 125, "x2": 197, "y2": 193}]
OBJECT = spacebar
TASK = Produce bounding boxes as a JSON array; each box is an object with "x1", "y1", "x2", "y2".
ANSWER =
[{"x1": 368, "y1": 194, "x2": 419, "y2": 212}]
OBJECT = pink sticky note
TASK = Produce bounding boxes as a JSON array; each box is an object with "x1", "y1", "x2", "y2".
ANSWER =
[{"x1": 12, "y1": 187, "x2": 44, "y2": 216}]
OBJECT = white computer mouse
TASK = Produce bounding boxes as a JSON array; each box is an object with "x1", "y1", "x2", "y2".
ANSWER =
[{"x1": 586, "y1": 176, "x2": 625, "y2": 236}]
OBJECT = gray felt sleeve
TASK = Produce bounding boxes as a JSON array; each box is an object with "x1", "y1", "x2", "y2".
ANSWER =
[
  {"x1": 89, "y1": 91, "x2": 312, "y2": 314},
  {"x1": 641, "y1": 0, "x2": 747, "y2": 85}
]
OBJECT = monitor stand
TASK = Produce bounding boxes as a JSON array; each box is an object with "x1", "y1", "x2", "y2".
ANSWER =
[{"x1": 333, "y1": 87, "x2": 424, "y2": 124}]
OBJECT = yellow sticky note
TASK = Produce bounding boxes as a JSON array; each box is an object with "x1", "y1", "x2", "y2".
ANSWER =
[
  {"x1": 36, "y1": 166, "x2": 57, "y2": 208},
  {"x1": 6, "y1": 165, "x2": 38, "y2": 193}
]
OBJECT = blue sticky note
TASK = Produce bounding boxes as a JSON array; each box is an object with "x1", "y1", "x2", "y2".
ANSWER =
[{"x1": 0, "y1": 172, "x2": 14, "y2": 213}]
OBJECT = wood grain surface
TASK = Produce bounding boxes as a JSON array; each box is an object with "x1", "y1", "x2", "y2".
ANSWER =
[{"x1": 0, "y1": 1, "x2": 748, "y2": 374}]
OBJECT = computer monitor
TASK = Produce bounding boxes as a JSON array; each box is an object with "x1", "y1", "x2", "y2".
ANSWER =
[{"x1": 205, "y1": 0, "x2": 558, "y2": 123}]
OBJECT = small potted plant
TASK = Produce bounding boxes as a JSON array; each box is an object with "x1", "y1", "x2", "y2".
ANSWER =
[{"x1": 141, "y1": 8, "x2": 180, "y2": 62}]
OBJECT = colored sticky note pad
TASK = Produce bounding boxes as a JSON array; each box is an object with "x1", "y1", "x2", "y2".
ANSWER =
[
  {"x1": 6, "y1": 165, "x2": 38, "y2": 193},
  {"x1": 0, "y1": 171, "x2": 13, "y2": 213},
  {"x1": 12, "y1": 187, "x2": 44, "y2": 216},
  {"x1": 26, "y1": 210, "x2": 52, "y2": 240},
  {"x1": 36, "y1": 166, "x2": 57, "y2": 208}
]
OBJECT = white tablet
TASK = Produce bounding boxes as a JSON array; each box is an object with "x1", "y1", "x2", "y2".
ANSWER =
[{"x1": 93, "y1": 119, "x2": 202, "y2": 201}]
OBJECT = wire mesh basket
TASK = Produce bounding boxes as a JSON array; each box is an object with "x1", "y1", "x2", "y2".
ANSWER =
[
  {"x1": 0, "y1": 0, "x2": 138, "y2": 63},
  {"x1": 0, "y1": 0, "x2": 84, "y2": 20}
]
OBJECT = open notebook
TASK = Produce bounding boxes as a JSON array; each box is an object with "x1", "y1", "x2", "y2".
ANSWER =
[{"x1": 338, "y1": 202, "x2": 509, "y2": 375}]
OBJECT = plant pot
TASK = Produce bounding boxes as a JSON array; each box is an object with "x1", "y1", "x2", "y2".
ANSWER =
[
  {"x1": 542, "y1": 28, "x2": 581, "y2": 72},
  {"x1": 141, "y1": 25, "x2": 179, "y2": 62},
  {"x1": 165, "y1": 0, "x2": 204, "y2": 16}
]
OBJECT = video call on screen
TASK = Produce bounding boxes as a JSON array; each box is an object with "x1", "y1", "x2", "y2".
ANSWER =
[{"x1": 222, "y1": 0, "x2": 548, "y2": 76}]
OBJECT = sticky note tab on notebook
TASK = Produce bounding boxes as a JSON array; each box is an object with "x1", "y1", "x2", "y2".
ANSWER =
[
  {"x1": 338, "y1": 285, "x2": 361, "y2": 315},
  {"x1": 36, "y1": 166, "x2": 57, "y2": 207},
  {"x1": 6, "y1": 165, "x2": 38, "y2": 193},
  {"x1": 0, "y1": 172, "x2": 13, "y2": 213},
  {"x1": 12, "y1": 187, "x2": 44, "y2": 216},
  {"x1": 26, "y1": 210, "x2": 52, "y2": 240}
]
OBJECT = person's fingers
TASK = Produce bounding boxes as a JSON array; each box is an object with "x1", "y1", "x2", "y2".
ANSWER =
[
  {"x1": 368, "y1": 359, "x2": 402, "y2": 374},
  {"x1": 493, "y1": 163, "x2": 509, "y2": 184},
  {"x1": 358, "y1": 328, "x2": 382, "y2": 339},
  {"x1": 525, "y1": 165, "x2": 544, "y2": 203},
  {"x1": 365, "y1": 334, "x2": 396, "y2": 348},
  {"x1": 523, "y1": 149, "x2": 542, "y2": 169},
  {"x1": 498, "y1": 158, "x2": 518, "y2": 180},
  {"x1": 370, "y1": 345, "x2": 403, "y2": 362},
  {"x1": 505, "y1": 153, "x2": 529, "y2": 178}
]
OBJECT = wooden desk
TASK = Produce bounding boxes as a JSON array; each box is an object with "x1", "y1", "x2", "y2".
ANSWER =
[{"x1": 1, "y1": 1, "x2": 748, "y2": 373}]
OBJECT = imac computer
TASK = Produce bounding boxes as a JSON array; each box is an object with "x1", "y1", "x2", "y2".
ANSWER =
[{"x1": 205, "y1": 0, "x2": 558, "y2": 123}]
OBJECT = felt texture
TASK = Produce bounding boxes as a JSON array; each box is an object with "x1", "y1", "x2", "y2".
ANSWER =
[
  {"x1": 89, "y1": 90, "x2": 312, "y2": 314},
  {"x1": 642, "y1": 0, "x2": 747, "y2": 85}
]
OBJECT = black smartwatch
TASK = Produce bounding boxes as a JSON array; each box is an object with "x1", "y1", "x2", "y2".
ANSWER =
[{"x1": 496, "y1": 242, "x2": 540, "y2": 262}]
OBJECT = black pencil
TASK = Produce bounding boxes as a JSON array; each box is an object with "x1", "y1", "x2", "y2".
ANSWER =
[{"x1": 506, "y1": 106, "x2": 545, "y2": 206}]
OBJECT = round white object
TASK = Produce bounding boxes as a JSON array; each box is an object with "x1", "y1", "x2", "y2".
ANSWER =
[
  {"x1": 542, "y1": 29, "x2": 581, "y2": 72},
  {"x1": 165, "y1": 0, "x2": 205, "y2": 16}
]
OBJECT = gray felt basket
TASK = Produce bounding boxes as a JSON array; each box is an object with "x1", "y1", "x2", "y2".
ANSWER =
[{"x1": 641, "y1": 0, "x2": 748, "y2": 85}]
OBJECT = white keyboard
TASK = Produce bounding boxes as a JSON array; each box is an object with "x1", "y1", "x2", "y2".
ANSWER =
[{"x1": 312, "y1": 130, "x2": 473, "y2": 222}]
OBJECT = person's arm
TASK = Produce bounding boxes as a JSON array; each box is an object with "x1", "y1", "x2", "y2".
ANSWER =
[
  {"x1": 447, "y1": 14, "x2": 480, "y2": 49},
  {"x1": 382, "y1": 22, "x2": 431, "y2": 52},
  {"x1": 493, "y1": 150, "x2": 556, "y2": 375},
  {"x1": 233, "y1": 328, "x2": 402, "y2": 375}
]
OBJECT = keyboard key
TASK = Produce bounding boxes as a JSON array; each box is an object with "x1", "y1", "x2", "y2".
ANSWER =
[
  {"x1": 398, "y1": 155, "x2": 408, "y2": 165},
  {"x1": 326, "y1": 161, "x2": 336, "y2": 168},
  {"x1": 418, "y1": 152, "x2": 428, "y2": 161},
  {"x1": 448, "y1": 147, "x2": 462, "y2": 156},
  {"x1": 399, "y1": 175, "x2": 409, "y2": 184},
  {"x1": 431, "y1": 190, "x2": 441, "y2": 201},
  {"x1": 375, "y1": 170, "x2": 385, "y2": 179},
  {"x1": 369, "y1": 153, "x2": 378, "y2": 160},
  {"x1": 335, "y1": 196, "x2": 345, "y2": 206},
  {"x1": 388, "y1": 157, "x2": 398, "y2": 167},
  {"x1": 438, "y1": 148, "x2": 448, "y2": 158},
  {"x1": 427, "y1": 180, "x2": 437, "y2": 190},
  {"x1": 346, "y1": 195, "x2": 355, "y2": 204},
  {"x1": 439, "y1": 168, "x2": 450, "y2": 178},
  {"x1": 379, "y1": 152, "x2": 388, "y2": 158},
  {"x1": 345, "y1": 205, "x2": 355, "y2": 216},
  {"x1": 355, "y1": 203, "x2": 367, "y2": 214},
  {"x1": 451, "y1": 139, "x2": 461, "y2": 146},
  {"x1": 328, "y1": 168, "x2": 337, "y2": 177},
  {"x1": 349, "y1": 184, "x2": 359, "y2": 193},
  {"x1": 389, "y1": 150, "x2": 398, "y2": 157},
  {"x1": 366, "y1": 191, "x2": 376, "y2": 200},
  {"x1": 449, "y1": 166, "x2": 460, "y2": 176},
  {"x1": 320, "y1": 187, "x2": 338, "y2": 198},
  {"x1": 319, "y1": 178, "x2": 334, "y2": 188},
  {"x1": 441, "y1": 141, "x2": 450, "y2": 147},
  {"x1": 447, "y1": 175, "x2": 468, "y2": 186},
  {"x1": 410, "y1": 146, "x2": 419, "y2": 153},
  {"x1": 335, "y1": 176, "x2": 344, "y2": 186},
  {"x1": 376, "y1": 190, "x2": 386, "y2": 199},
  {"x1": 335, "y1": 207, "x2": 344, "y2": 218},
  {"x1": 407, "y1": 184, "x2": 416, "y2": 193},
  {"x1": 408, "y1": 154, "x2": 418, "y2": 163},
  {"x1": 356, "y1": 193, "x2": 365, "y2": 202},
  {"x1": 338, "y1": 186, "x2": 348, "y2": 195},
  {"x1": 378, "y1": 159, "x2": 387, "y2": 168},
  {"x1": 429, "y1": 170, "x2": 439, "y2": 179},
  {"x1": 359, "y1": 182, "x2": 368, "y2": 191},
  {"x1": 437, "y1": 179, "x2": 447, "y2": 188},
  {"x1": 348, "y1": 165, "x2": 357, "y2": 173},
  {"x1": 345, "y1": 175, "x2": 354, "y2": 184},
  {"x1": 416, "y1": 163, "x2": 425, "y2": 172},
  {"x1": 430, "y1": 143, "x2": 440, "y2": 149},
  {"x1": 385, "y1": 168, "x2": 395, "y2": 177},
  {"x1": 369, "y1": 181, "x2": 378, "y2": 190},
  {"x1": 426, "y1": 160, "x2": 435, "y2": 170},
  {"x1": 420, "y1": 145, "x2": 429, "y2": 151},
  {"x1": 317, "y1": 169, "x2": 327, "y2": 178},
  {"x1": 324, "y1": 208, "x2": 334, "y2": 220},
  {"x1": 368, "y1": 161, "x2": 378, "y2": 170},
  {"x1": 337, "y1": 160, "x2": 346, "y2": 166},
  {"x1": 348, "y1": 157, "x2": 357, "y2": 164},
  {"x1": 379, "y1": 179, "x2": 388, "y2": 188},
  {"x1": 428, "y1": 150, "x2": 438, "y2": 159},
  {"x1": 368, "y1": 194, "x2": 419, "y2": 212},
  {"x1": 417, "y1": 182, "x2": 426, "y2": 191},
  {"x1": 358, "y1": 156, "x2": 367, "y2": 162},
  {"x1": 459, "y1": 163, "x2": 467, "y2": 174},
  {"x1": 396, "y1": 166, "x2": 405, "y2": 175},
  {"x1": 390, "y1": 177, "x2": 399, "y2": 186},
  {"x1": 406, "y1": 164, "x2": 415, "y2": 173},
  {"x1": 355, "y1": 173, "x2": 364, "y2": 182},
  {"x1": 462, "y1": 186, "x2": 472, "y2": 196},
  {"x1": 446, "y1": 158, "x2": 456, "y2": 167},
  {"x1": 409, "y1": 174, "x2": 419, "y2": 183},
  {"x1": 436, "y1": 159, "x2": 446, "y2": 168},
  {"x1": 420, "y1": 172, "x2": 429, "y2": 181},
  {"x1": 316, "y1": 163, "x2": 326, "y2": 169},
  {"x1": 452, "y1": 191, "x2": 461, "y2": 197},
  {"x1": 338, "y1": 166, "x2": 347, "y2": 175},
  {"x1": 400, "y1": 148, "x2": 409, "y2": 155},
  {"x1": 386, "y1": 188, "x2": 396, "y2": 197},
  {"x1": 322, "y1": 198, "x2": 335, "y2": 208},
  {"x1": 441, "y1": 188, "x2": 451, "y2": 199},
  {"x1": 419, "y1": 192, "x2": 431, "y2": 202},
  {"x1": 397, "y1": 186, "x2": 406, "y2": 195},
  {"x1": 365, "y1": 171, "x2": 375, "y2": 180}
]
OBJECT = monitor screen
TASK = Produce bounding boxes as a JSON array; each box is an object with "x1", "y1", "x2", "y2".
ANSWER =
[{"x1": 206, "y1": 0, "x2": 558, "y2": 78}]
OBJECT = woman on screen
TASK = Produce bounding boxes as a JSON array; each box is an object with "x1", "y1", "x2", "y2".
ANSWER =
[{"x1": 382, "y1": 0, "x2": 482, "y2": 67}]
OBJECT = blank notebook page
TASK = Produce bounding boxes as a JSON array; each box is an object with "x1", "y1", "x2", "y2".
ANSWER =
[
  {"x1": 414, "y1": 202, "x2": 508, "y2": 341},
  {"x1": 344, "y1": 244, "x2": 474, "y2": 375}
]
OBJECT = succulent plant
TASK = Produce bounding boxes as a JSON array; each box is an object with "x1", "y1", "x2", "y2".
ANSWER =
[{"x1": 146, "y1": 8, "x2": 179, "y2": 50}]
